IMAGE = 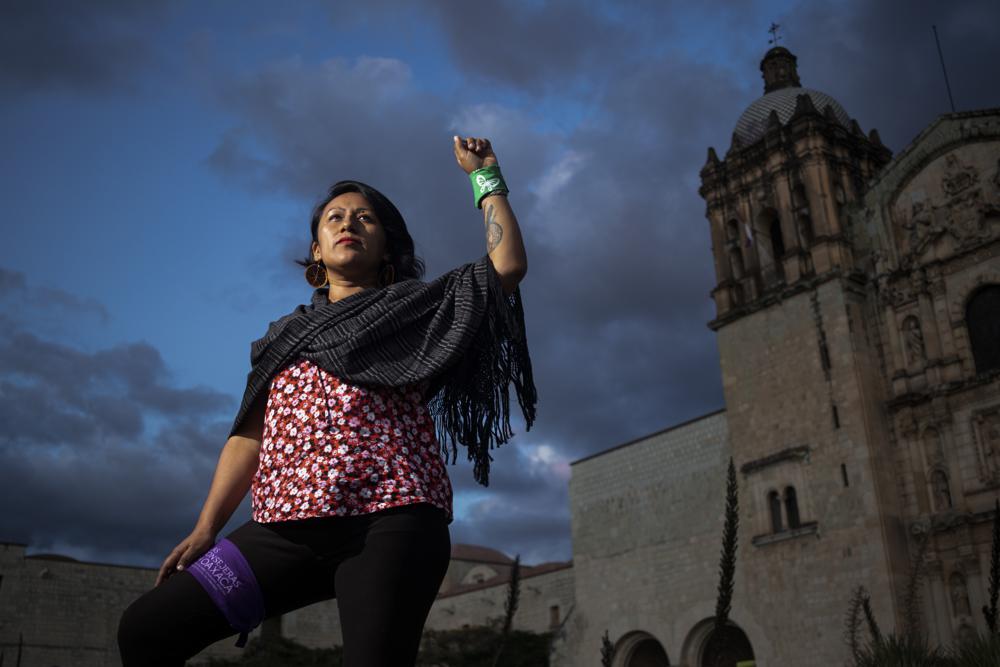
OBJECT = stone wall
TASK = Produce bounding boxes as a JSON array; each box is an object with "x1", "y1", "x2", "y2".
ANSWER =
[{"x1": 565, "y1": 411, "x2": 739, "y2": 666}]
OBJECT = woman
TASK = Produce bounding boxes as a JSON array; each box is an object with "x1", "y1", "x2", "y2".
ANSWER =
[{"x1": 117, "y1": 136, "x2": 536, "y2": 666}]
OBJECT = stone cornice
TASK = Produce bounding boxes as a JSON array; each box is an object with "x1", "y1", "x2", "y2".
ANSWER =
[{"x1": 740, "y1": 445, "x2": 812, "y2": 475}]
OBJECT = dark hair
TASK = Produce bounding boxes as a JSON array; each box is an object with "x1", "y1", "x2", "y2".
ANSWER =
[{"x1": 295, "y1": 180, "x2": 425, "y2": 282}]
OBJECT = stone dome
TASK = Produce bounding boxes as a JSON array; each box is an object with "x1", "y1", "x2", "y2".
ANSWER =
[{"x1": 733, "y1": 86, "x2": 852, "y2": 145}]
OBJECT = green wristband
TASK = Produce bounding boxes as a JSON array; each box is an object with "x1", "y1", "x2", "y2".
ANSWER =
[{"x1": 470, "y1": 165, "x2": 509, "y2": 209}]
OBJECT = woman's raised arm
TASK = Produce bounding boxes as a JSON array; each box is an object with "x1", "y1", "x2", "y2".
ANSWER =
[{"x1": 453, "y1": 136, "x2": 527, "y2": 296}]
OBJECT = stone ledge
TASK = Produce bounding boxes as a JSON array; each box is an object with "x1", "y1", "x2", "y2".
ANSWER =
[
  {"x1": 751, "y1": 521, "x2": 819, "y2": 547},
  {"x1": 740, "y1": 445, "x2": 811, "y2": 475}
]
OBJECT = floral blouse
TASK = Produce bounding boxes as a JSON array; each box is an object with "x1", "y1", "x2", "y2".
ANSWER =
[{"x1": 250, "y1": 358, "x2": 453, "y2": 524}]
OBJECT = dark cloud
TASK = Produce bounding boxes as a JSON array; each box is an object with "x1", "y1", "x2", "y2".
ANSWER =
[
  {"x1": 0, "y1": 265, "x2": 238, "y2": 567},
  {"x1": 417, "y1": 0, "x2": 635, "y2": 93},
  {"x1": 0, "y1": 0, "x2": 170, "y2": 95},
  {"x1": 774, "y1": 0, "x2": 1000, "y2": 152}
]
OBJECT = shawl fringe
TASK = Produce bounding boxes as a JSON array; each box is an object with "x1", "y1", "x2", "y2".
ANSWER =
[{"x1": 427, "y1": 259, "x2": 536, "y2": 486}]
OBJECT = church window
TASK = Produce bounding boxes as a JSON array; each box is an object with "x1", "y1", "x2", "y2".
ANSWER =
[
  {"x1": 756, "y1": 208, "x2": 785, "y2": 285},
  {"x1": 768, "y1": 490, "x2": 783, "y2": 532},
  {"x1": 770, "y1": 216, "x2": 786, "y2": 265},
  {"x1": 966, "y1": 285, "x2": 1000, "y2": 374},
  {"x1": 550, "y1": 604, "x2": 560, "y2": 628},
  {"x1": 792, "y1": 183, "x2": 809, "y2": 211},
  {"x1": 726, "y1": 219, "x2": 740, "y2": 242},
  {"x1": 784, "y1": 486, "x2": 801, "y2": 529}
]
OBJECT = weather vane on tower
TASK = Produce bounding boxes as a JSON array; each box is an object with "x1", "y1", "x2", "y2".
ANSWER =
[{"x1": 768, "y1": 22, "x2": 783, "y2": 45}]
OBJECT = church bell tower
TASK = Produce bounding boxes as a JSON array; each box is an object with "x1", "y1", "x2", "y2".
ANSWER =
[{"x1": 697, "y1": 45, "x2": 915, "y2": 661}]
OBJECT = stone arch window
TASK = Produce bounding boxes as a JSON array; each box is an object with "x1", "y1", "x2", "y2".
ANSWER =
[
  {"x1": 681, "y1": 618, "x2": 756, "y2": 667},
  {"x1": 770, "y1": 217, "x2": 786, "y2": 258},
  {"x1": 792, "y1": 183, "x2": 809, "y2": 212},
  {"x1": 725, "y1": 219, "x2": 740, "y2": 242},
  {"x1": 768, "y1": 490, "x2": 783, "y2": 532},
  {"x1": 930, "y1": 468, "x2": 952, "y2": 511},
  {"x1": 902, "y1": 316, "x2": 927, "y2": 366},
  {"x1": 965, "y1": 284, "x2": 1000, "y2": 374},
  {"x1": 613, "y1": 631, "x2": 671, "y2": 667},
  {"x1": 756, "y1": 208, "x2": 785, "y2": 283},
  {"x1": 784, "y1": 486, "x2": 801, "y2": 529}
]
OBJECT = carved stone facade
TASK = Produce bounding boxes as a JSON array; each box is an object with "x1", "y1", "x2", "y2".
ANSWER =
[
  {"x1": 561, "y1": 48, "x2": 999, "y2": 667},
  {"x1": 859, "y1": 108, "x2": 1000, "y2": 651}
]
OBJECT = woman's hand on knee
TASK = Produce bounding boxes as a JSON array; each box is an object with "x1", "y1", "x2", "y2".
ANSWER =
[{"x1": 155, "y1": 527, "x2": 216, "y2": 587}]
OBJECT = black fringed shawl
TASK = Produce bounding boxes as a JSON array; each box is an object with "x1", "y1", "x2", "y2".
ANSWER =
[{"x1": 228, "y1": 254, "x2": 536, "y2": 486}]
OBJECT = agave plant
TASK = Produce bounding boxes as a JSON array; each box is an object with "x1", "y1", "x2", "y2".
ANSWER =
[{"x1": 842, "y1": 499, "x2": 1000, "y2": 667}]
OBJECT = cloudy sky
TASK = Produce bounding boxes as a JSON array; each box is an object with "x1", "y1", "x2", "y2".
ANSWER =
[{"x1": 2, "y1": 0, "x2": 998, "y2": 570}]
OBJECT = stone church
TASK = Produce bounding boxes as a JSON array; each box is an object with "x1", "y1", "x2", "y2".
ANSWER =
[
  {"x1": 2, "y1": 47, "x2": 998, "y2": 667},
  {"x1": 562, "y1": 47, "x2": 1000, "y2": 666}
]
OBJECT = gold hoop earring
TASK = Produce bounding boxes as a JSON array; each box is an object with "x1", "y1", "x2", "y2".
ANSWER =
[
  {"x1": 378, "y1": 262, "x2": 396, "y2": 287},
  {"x1": 305, "y1": 261, "x2": 328, "y2": 288}
]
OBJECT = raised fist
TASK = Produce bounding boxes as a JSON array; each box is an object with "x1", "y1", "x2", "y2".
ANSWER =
[{"x1": 453, "y1": 136, "x2": 498, "y2": 175}]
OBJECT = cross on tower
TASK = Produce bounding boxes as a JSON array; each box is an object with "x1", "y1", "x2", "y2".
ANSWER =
[{"x1": 768, "y1": 22, "x2": 783, "y2": 45}]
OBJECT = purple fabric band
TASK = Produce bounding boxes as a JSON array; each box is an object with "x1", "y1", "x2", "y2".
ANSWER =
[{"x1": 187, "y1": 537, "x2": 266, "y2": 648}]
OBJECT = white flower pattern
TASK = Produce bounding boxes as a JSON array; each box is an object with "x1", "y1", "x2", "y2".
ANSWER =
[{"x1": 250, "y1": 359, "x2": 452, "y2": 523}]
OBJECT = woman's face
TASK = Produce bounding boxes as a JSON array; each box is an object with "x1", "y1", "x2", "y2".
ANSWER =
[{"x1": 312, "y1": 191, "x2": 389, "y2": 284}]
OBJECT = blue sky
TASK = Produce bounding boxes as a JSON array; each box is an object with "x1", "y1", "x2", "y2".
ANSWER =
[{"x1": 2, "y1": 0, "x2": 998, "y2": 569}]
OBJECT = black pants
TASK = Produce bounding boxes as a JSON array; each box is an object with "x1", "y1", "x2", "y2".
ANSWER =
[{"x1": 118, "y1": 502, "x2": 450, "y2": 666}]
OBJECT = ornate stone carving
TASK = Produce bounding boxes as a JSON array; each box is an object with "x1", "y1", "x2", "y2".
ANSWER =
[
  {"x1": 949, "y1": 571, "x2": 971, "y2": 617},
  {"x1": 901, "y1": 199, "x2": 933, "y2": 250},
  {"x1": 931, "y1": 468, "x2": 953, "y2": 511},
  {"x1": 903, "y1": 316, "x2": 927, "y2": 365},
  {"x1": 947, "y1": 188, "x2": 987, "y2": 245},
  {"x1": 971, "y1": 406, "x2": 1000, "y2": 484},
  {"x1": 924, "y1": 428, "x2": 945, "y2": 467},
  {"x1": 941, "y1": 154, "x2": 978, "y2": 197}
]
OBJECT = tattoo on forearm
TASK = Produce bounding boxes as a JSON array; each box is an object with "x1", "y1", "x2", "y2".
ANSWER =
[{"x1": 485, "y1": 203, "x2": 503, "y2": 252}]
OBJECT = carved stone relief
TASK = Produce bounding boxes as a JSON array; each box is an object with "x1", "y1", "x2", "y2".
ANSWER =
[
  {"x1": 902, "y1": 316, "x2": 927, "y2": 366},
  {"x1": 891, "y1": 149, "x2": 999, "y2": 267},
  {"x1": 901, "y1": 198, "x2": 933, "y2": 250},
  {"x1": 948, "y1": 571, "x2": 971, "y2": 617},
  {"x1": 971, "y1": 406, "x2": 1000, "y2": 484},
  {"x1": 930, "y1": 468, "x2": 953, "y2": 511},
  {"x1": 941, "y1": 154, "x2": 978, "y2": 197}
]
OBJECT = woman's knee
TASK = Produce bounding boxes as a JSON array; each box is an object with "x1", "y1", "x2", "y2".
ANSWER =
[
  {"x1": 118, "y1": 592, "x2": 176, "y2": 664},
  {"x1": 117, "y1": 575, "x2": 231, "y2": 665}
]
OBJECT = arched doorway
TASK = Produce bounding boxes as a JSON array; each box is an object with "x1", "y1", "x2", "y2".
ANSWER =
[
  {"x1": 614, "y1": 631, "x2": 671, "y2": 667},
  {"x1": 681, "y1": 618, "x2": 755, "y2": 667},
  {"x1": 701, "y1": 624, "x2": 755, "y2": 667}
]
